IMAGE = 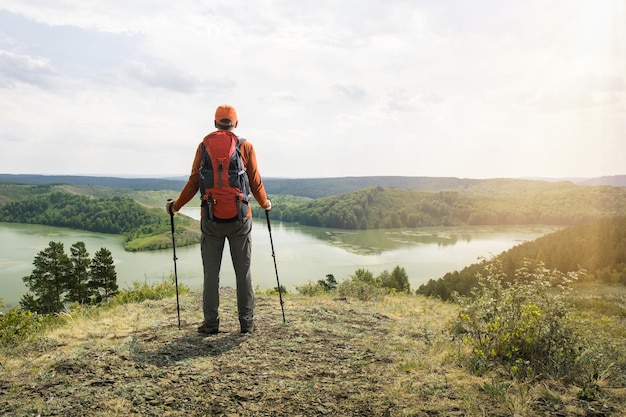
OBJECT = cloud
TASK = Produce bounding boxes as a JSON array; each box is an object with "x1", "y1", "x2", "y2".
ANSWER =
[
  {"x1": 331, "y1": 84, "x2": 366, "y2": 101},
  {"x1": 121, "y1": 61, "x2": 201, "y2": 93},
  {"x1": 0, "y1": 0, "x2": 624, "y2": 179},
  {"x1": 383, "y1": 89, "x2": 444, "y2": 114},
  {"x1": 0, "y1": 50, "x2": 57, "y2": 88}
]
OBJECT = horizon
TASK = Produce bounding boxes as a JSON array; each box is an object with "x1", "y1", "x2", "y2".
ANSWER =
[{"x1": 2, "y1": 172, "x2": 625, "y2": 183}]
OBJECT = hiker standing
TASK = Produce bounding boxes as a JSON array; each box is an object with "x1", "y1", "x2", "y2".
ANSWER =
[{"x1": 166, "y1": 104, "x2": 271, "y2": 334}]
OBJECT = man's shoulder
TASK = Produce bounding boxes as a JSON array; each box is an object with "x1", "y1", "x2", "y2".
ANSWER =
[{"x1": 238, "y1": 137, "x2": 254, "y2": 150}]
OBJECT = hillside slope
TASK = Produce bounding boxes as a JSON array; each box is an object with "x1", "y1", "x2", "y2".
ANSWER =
[
  {"x1": 418, "y1": 216, "x2": 626, "y2": 300},
  {"x1": 2, "y1": 289, "x2": 624, "y2": 416},
  {"x1": 262, "y1": 185, "x2": 626, "y2": 229}
]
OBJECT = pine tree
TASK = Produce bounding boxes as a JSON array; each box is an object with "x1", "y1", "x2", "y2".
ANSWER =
[
  {"x1": 378, "y1": 265, "x2": 411, "y2": 293},
  {"x1": 67, "y1": 241, "x2": 92, "y2": 304},
  {"x1": 21, "y1": 241, "x2": 72, "y2": 313},
  {"x1": 89, "y1": 248, "x2": 118, "y2": 303},
  {"x1": 390, "y1": 265, "x2": 410, "y2": 293}
]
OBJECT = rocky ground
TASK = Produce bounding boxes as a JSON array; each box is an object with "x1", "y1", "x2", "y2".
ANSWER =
[{"x1": 1, "y1": 289, "x2": 623, "y2": 416}]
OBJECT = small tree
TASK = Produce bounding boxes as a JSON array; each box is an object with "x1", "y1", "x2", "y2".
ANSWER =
[
  {"x1": 89, "y1": 248, "x2": 118, "y2": 303},
  {"x1": 351, "y1": 268, "x2": 375, "y2": 284},
  {"x1": 318, "y1": 274, "x2": 338, "y2": 291},
  {"x1": 379, "y1": 265, "x2": 410, "y2": 293},
  {"x1": 67, "y1": 241, "x2": 92, "y2": 304},
  {"x1": 21, "y1": 241, "x2": 72, "y2": 313}
]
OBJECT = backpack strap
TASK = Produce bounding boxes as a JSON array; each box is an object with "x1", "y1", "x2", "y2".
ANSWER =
[{"x1": 236, "y1": 137, "x2": 247, "y2": 176}]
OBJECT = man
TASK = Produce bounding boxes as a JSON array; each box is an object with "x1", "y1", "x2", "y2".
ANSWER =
[{"x1": 166, "y1": 104, "x2": 271, "y2": 334}]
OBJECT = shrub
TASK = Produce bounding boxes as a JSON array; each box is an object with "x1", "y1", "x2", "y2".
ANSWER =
[
  {"x1": 335, "y1": 267, "x2": 412, "y2": 300},
  {"x1": 337, "y1": 276, "x2": 384, "y2": 301},
  {"x1": 261, "y1": 285, "x2": 288, "y2": 296},
  {"x1": 0, "y1": 308, "x2": 64, "y2": 349},
  {"x1": 296, "y1": 282, "x2": 326, "y2": 297},
  {"x1": 297, "y1": 275, "x2": 338, "y2": 296},
  {"x1": 450, "y1": 257, "x2": 601, "y2": 383},
  {"x1": 111, "y1": 275, "x2": 188, "y2": 306}
]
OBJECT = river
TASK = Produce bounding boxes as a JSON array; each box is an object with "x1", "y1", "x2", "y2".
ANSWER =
[{"x1": 0, "y1": 208, "x2": 559, "y2": 306}]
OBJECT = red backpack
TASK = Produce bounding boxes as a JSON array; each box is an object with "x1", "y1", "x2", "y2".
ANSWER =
[{"x1": 199, "y1": 131, "x2": 251, "y2": 221}]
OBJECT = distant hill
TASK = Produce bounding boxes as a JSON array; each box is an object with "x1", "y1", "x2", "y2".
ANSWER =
[
  {"x1": 264, "y1": 176, "x2": 481, "y2": 198},
  {"x1": 0, "y1": 174, "x2": 185, "y2": 191},
  {"x1": 263, "y1": 176, "x2": 625, "y2": 198},
  {"x1": 1, "y1": 174, "x2": 624, "y2": 199},
  {"x1": 577, "y1": 175, "x2": 626, "y2": 187}
]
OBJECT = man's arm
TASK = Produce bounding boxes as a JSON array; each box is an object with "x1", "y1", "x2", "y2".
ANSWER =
[{"x1": 242, "y1": 141, "x2": 270, "y2": 209}]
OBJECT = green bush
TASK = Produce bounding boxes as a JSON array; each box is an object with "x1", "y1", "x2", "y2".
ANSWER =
[
  {"x1": 112, "y1": 275, "x2": 188, "y2": 305},
  {"x1": 260, "y1": 285, "x2": 288, "y2": 296},
  {"x1": 296, "y1": 275, "x2": 338, "y2": 296},
  {"x1": 296, "y1": 282, "x2": 326, "y2": 297},
  {"x1": 334, "y1": 267, "x2": 411, "y2": 301},
  {"x1": 0, "y1": 308, "x2": 64, "y2": 349},
  {"x1": 337, "y1": 271, "x2": 385, "y2": 301},
  {"x1": 451, "y1": 257, "x2": 599, "y2": 383}
]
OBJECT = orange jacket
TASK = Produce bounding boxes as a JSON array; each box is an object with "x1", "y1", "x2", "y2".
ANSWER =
[{"x1": 172, "y1": 133, "x2": 270, "y2": 217}]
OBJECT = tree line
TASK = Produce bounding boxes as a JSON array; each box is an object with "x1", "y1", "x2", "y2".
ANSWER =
[
  {"x1": 253, "y1": 185, "x2": 626, "y2": 230},
  {"x1": 0, "y1": 191, "x2": 200, "y2": 251},
  {"x1": 416, "y1": 216, "x2": 626, "y2": 300},
  {"x1": 20, "y1": 241, "x2": 119, "y2": 314},
  {"x1": 0, "y1": 192, "x2": 166, "y2": 235}
]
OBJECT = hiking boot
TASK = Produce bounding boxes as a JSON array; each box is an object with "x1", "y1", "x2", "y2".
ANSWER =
[
  {"x1": 197, "y1": 321, "x2": 219, "y2": 335},
  {"x1": 240, "y1": 322, "x2": 255, "y2": 334}
]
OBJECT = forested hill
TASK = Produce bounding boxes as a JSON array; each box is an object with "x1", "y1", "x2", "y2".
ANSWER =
[
  {"x1": 0, "y1": 191, "x2": 200, "y2": 251},
  {"x1": 2, "y1": 176, "x2": 626, "y2": 232},
  {"x1": 1, "y1": 174, "x2": 625, "y2": 199},
  {"x1": 417, "y1": 216, "x2": 626, "y2": 300},
  {"x1": 255, "y1": 185, "x2": 626, "y2": 229},
  {"x1": 264, "y1": 175, "x2": 626, "y2": 198},
  {"x1": 0, "y1": 174, "x2": 184, "y2": 191},
  {"x1": 265, "y1": 176, "x2": 479, "y2": 198}
]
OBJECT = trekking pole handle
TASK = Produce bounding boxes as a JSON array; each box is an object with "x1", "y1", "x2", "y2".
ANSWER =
[{"x1": 168, "y1": 200, "x2": 178, "y2": 260}]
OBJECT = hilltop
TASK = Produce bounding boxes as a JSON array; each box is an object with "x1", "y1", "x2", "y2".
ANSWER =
[{"x1": 2, "y1": 288, "x2": 625, "y2": 416}]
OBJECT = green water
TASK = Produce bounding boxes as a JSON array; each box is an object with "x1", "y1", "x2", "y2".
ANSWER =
[{"x1": 0, "y1": 212, "x2": 559, "y2": 306}]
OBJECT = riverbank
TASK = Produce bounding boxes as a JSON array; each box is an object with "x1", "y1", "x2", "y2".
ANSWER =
[{"x1": 2, "y1": 289, "x2": 624, "y2": 416}]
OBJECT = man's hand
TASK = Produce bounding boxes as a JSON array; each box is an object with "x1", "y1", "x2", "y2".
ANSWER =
[
  {"x1": 265, "y1": 199, "x2": 272, "y2": 211},
  {"x1": 166, "y1": 199, "x2": 176, "y2": 215}
]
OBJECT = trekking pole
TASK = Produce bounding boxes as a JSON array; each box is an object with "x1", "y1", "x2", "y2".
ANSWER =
[
  {"x1": 265, "y1": 210, "x2": 286, "y2": 323},
  {"x1": 167, "y1": 199, "x2": 181, "y2": 330}
]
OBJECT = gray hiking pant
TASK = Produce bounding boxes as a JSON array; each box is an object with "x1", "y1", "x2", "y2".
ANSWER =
[{"x1": 200, "y1": 216, "x2": 255, "y2": 330}]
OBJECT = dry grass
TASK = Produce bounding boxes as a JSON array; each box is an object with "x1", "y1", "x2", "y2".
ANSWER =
[{"x1": 1, "y1": 289, "x2": 625, "y2": 416}]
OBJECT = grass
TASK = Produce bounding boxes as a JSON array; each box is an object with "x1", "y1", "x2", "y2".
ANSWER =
[{"x1": 1, "y1": 285, "x2": 625, "y2": 416}]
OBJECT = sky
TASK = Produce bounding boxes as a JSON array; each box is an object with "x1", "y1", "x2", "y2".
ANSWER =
[{"x1": 0, "y1": 1, "x2": 624, "y2": 180}]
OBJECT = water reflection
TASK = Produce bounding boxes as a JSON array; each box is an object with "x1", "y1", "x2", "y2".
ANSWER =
[
  {"x1": 279, "y1": 223, "x2": 556, "y2": 256},
  {"x1": 303, "y1": 229, "x2": 463, "y2": 255}
]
